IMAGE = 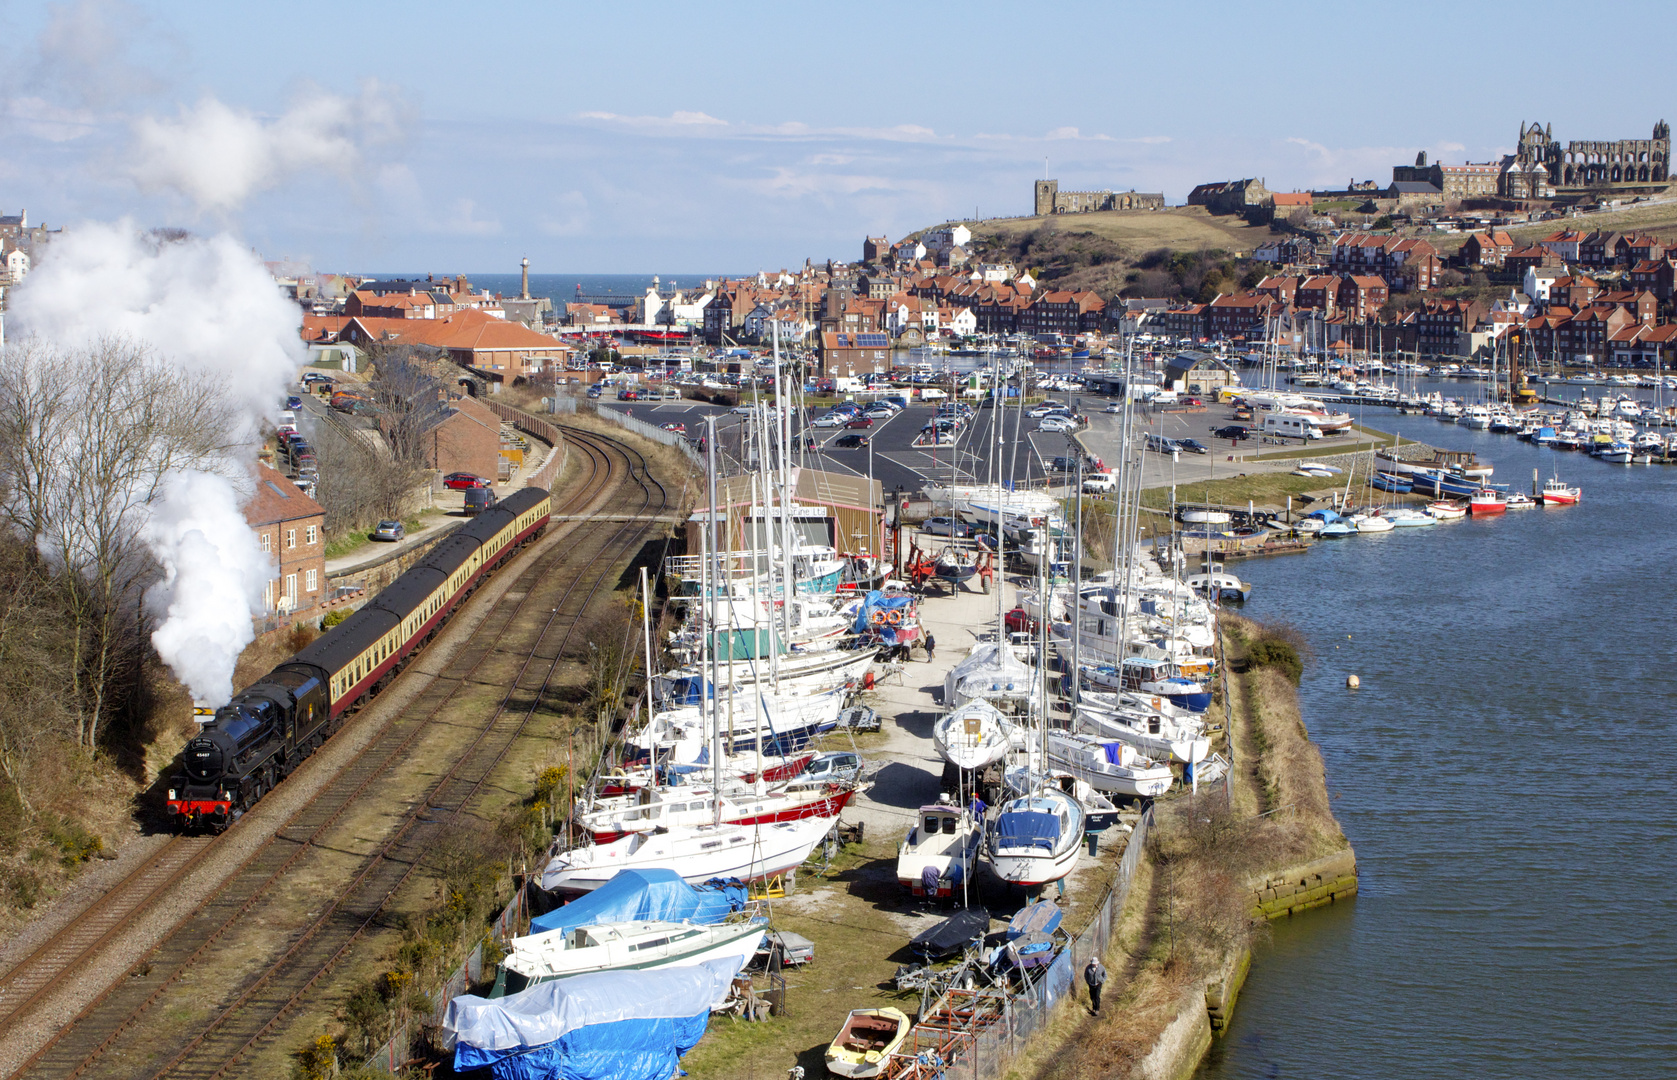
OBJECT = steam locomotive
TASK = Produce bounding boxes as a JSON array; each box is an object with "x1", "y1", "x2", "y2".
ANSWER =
[{"x1": 167, "y1": 487, "x2": 552, "y2": 832}]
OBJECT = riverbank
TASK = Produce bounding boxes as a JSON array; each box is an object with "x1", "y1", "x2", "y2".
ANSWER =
[{"x1": 995, "y1": 614, "x2": 1354, "y2": 1080}]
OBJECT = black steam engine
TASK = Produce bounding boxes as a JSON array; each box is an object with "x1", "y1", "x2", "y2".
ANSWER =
[{"x1": 167, "y1": 486, "x2": 551, "y2": 832}]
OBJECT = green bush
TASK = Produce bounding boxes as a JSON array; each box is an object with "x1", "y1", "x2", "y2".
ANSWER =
[
  {"x1": 322, "y1": 609, "x2": 350, "y2": 629},
  {"x1": 1248, "y1": 638, "x2": 1303, "y2": 685},
  {"x1": 45, "y1": 816, "x2": 102, "y2": 866}
]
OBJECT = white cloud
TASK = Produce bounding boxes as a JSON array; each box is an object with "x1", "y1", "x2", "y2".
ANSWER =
[
  {"x1": 126, "y1": 81, "x2": 407, "y2": 216},
  {"x1": 578, "y1": 110, "x2": 727, "y2": 128}
]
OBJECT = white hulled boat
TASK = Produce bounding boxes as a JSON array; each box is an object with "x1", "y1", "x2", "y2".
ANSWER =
[{"x1": 932, "y1": 699, "x2": 1020, "y2": 771}]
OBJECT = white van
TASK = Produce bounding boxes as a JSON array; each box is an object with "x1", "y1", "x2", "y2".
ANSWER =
[
  {"x1": 833, "y1": 376, "x2": 865, "y2": 394},
  {"x1": 1262, "y1": 413, "x2": 1322, "y2": 441},
  {"x1": 918, "y1": 387, "x2": 948, "y2": 401},
  {"x1": 276, "y1": 410, "x2": 298, "y2": 434}
]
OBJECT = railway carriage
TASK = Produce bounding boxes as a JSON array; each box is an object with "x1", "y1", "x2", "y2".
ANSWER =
[{"x1": 167, "y1": 487, "x2": 552, "y2": 832}]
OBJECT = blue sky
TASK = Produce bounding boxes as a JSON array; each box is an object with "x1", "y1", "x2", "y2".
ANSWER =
[{"x1": 3, "y1": 0, "x2": 1674, "y2": 273}]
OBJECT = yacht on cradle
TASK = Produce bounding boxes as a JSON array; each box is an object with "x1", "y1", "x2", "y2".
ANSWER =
[
  {"x1": 540, "y1": 814, "x2": 836, "y2": 894},
  {"x1": 500, "y1": 917, "x2": 766, "y2": 988},
  {"x1": 895, "y1": 799, "x2": 984, "y2": 899},
  {"x1": 932, "y1": 698, "x2": 1021, "y2": 771},
  {"x1": 983, "y1": 787, "x2": 1085, "y2": 889},
  {"x1": 1045, "y1": 731, "x2": 1175, "y2": 799}
]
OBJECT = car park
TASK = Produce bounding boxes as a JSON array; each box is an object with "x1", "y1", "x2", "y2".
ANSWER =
[
  {"x1": 922, "y1": 516, "x2": 969, "y2": 537},
  {"x1": 444, "y1": 472, "x2": 490, "y2": 490},
  {"x1": 845, "y1": 417, "x2": 874, "y2": 429},
  {"x1": 371, "y1": 520, "x2": 406, "y2": 542},
  {"x1": 833, "y1": 433, "x2": 870, "y2": 448}
]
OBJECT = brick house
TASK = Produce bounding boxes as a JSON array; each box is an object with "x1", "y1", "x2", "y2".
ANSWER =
[
  {"x1": 1328, "y1": 234, "x2": 1439, "y2": 291},
  {"x1": 1461, "y1": 230, "x2": 1516, "y2": 268},
  {"x1": 1627, "y1": 258, "x2": 1677, "y2": 300},
  {"x1": 1337, "y1": 275, "x2": 1389, "y2": 320},
  {"x1": 1504, "y1": 245, "x2": 1562, "y2": 278},
  {"x1": 1556, "y1": 305, "x2": 1632, "y2": 364},
  {"x1": 416, "y1": 393, "x2": 503, "y2": 481},
  {"x1": 1295, "y1": 276, "x2": 1341, "y2": 314},
  {"x1": 1577, "y1": 231, "x2": 1622, "y2": 268},
  {"x1": 1022, "y1": 290, "x2": 1105, "y2": 335},
  {"x1": 1617, "y1": 233, "x2": 1666, "y2": 265},
  {"x1": 1407, "y1": 298, "x2": 1488, "y2": 355},
  {"x1": 1590, "y1": 290, "x2": 1658, "y2": 327},
  {"x1": 245, "y1": 463, "x2": 328, "y2": 620},
  {"x1": 818, "y1": 331, "x2": 891, "y2": 375},
  {"x1": 1205, "y1": 293, "x2": 1279, "y2": 339},
  {"x1": 1161, "y1": 304, "x2": 1208, "y2": 340},
  {"x1": 1254, "y1": 275, "x2": 1300, "y2": 306},
  {"x1": 1538, "y1": 229, "x2": 1587, "y2": 263}
]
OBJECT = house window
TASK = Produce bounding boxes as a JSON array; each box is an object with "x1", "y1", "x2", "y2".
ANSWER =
[
  {"x1": 286, "y1": 528, "x2": 296, "y2": 549},
  {"x1": 264, "y1": 580, "x2": 275, "y2": 611},
  {"x1": 261, "y1": 533, "x2": 272, "y2": 553},
  {"x1": 307, "y1": 525, "x2": 318, "y2": 545},
  {"x1": 285, "y1": 574, "x2": 298, "y2": 603},
  {"x1": 306, "y1": 568, "x2": 318, "y2": 593}
]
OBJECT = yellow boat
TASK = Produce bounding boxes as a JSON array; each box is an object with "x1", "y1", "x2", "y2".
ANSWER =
[{"x1": 825, "y1": 1006, "x2": 911, "y2": 1078}]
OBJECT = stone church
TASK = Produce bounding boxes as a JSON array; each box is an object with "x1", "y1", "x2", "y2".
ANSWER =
[
  {"x1": 1033, "y1": 179, "x2": 1164, "y2": 216},
  {"x1": 1502, "y1": 120, "x2": 1670, "y2": 197}
]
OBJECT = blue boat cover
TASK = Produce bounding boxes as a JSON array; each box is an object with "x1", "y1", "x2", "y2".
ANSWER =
[
  {"x1": 446, "y1": 959, "x2": 738, "y2": 1080},
  {"x1": 528, "y1": 869, "x2": 747, "y2": 936},
  {"x1": 853, "y1": 590, "x2": 917, "y2": 644},
  {"x1": 1101, "y1": 742, "x2": 1127, "y2": 766},
  {"x1": 993, "y1": 810, "x2": 1059, "y2": 851}
]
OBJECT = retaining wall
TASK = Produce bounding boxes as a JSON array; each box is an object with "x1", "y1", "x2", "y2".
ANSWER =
[{"x1": 1251, "y1": 847, "x2": 1359, "y2": 919}]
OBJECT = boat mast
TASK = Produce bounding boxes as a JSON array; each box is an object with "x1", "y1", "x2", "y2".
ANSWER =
[{"x1": 705, "y1": 416, "x2": 723, "y2": 824}]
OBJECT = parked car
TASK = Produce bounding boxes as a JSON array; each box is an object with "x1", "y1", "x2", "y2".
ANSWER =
[
  {"x1": 1038, "y1": 415, "x2": 1077, "y2": 433},
  {"x1": 799, "y1": 751, "x2": 862, "y2": 785},
  {"x1": 833, "y1": 433, "x2": 869, "y2": 448},
  {"x1": 1083, "y1": 472, "x2": 1116, "y2": 493},
  {"x1": 845, "y1": 417, "x2": 874, "y2": 429},
  {"x1": 301, "y1": 372, "x2": 332, "y2": 386},
  {"x1": 371, "y1": 520, "x2": 406, "y2": 542},
  {"x1": 444, "y1": 472, "x2": 490, "y2": 491},
  {"x1": 586, "y1": 385, "x2": 603, "y2": 398},
  {"x1": 1103, "y1": 402, "x2": 1123, "y2": 413},
  {"x1": 1212, "y1": 425, "x2": 1251, "y2": 441},
  {"x1": 1026, "y1": 403, "x2": 1063, "y2": 418},
  {"x1": 1176, "y1": 438, "x2": 1209, "y2": 454},
  {"x1": 1144, "y1": 434, "x2": 1180, "y2": 453},
  {"x1": 285, "y1": 395, "x2": 304, "y2": 410},
  {"x1": 1050, "y1": 456, "x2": 1078, "y2": 472},
  {"x1": 732, "y1": 404, "x2": 757, "y2": 415},
  {"x1": 462, "y1": 487, "x2": 495, "y2": 515},
  {"x1": 863, "y1": 406, "x2": 895, "y2": 420},
  {"x1": 813, "y1": 413, "x2": 847, "y2": 428},
  {"x1": 660, "y1": 422, "x2": 687, "y2": 435},
  {"x1": 923, "y1": 516, "x2": 969, "y2": 537}
]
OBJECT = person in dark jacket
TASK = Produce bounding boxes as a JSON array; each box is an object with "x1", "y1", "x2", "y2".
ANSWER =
[
  {"x1": 1084, "y1": 957, "x2": 1107, "y2": 1013},
  {"x1": 924, "y1": 632, "x2": 936, "y2": 661}
]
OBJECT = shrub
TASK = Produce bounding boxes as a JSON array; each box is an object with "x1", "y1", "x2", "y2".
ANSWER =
[
  {"x1": 322, "y1": 609, "x2": 350, "y2": 629},
  {"x1": 1247, "y1": 638, "x2": 1303, "y2": 684},
  {"x1": 45, "y1": 816, "x2": 103, "y2": 865}
]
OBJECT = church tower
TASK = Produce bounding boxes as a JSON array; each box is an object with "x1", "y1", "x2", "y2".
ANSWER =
[{"x1": 1034, "y1": 179, "x2": 1058, "y2": 217}]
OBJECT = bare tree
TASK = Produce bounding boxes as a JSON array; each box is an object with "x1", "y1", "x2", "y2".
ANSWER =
[
  {"x1": 0, "y1": 539, "x2": 79, "y2": 810},
  {"x1": 366, "y1": 345, "x2": 452, "y2": 471},
  {"x1": 0, "y1": 336, "x2": 238, "y2": 749}
]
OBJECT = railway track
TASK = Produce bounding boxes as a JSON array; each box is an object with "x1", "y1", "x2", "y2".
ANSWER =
[{"x1": 3, "y1": 425, "x2": 674, "y2": 1080}]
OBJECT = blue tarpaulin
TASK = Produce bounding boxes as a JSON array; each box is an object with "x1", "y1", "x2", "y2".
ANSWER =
[
  {"x1": 528, "y1": 869, "x2": 746, "y2": 936},
  {"x1": 852, "y1": 590, "x2": 917, "y2": 644},
  {"x1": 447, "y1": 960, "x2": 737, "y2": 1080}
]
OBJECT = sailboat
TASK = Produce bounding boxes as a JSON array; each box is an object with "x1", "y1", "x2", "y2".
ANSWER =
[
  {"x1": 983, "y1": 787, "x2": 1084, "y2": 888},
  {"x1": 932, "y1": 698, "x2": 1021, "y2": 771},
  {"x1": 1045, "y1": 731, "x2": 1174, "y2": 799}
]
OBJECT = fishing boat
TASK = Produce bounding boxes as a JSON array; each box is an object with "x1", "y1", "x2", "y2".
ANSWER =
[
  {"x1": 1539, "y1": 477, "x2": 1581, "y2": 505},
  {"x1": 896, "y1": 800, "x2": 983, "y2": 899},
  {"x1": 932, "y1": 699, "x2": 1020, "y2": 771},
  {"x1": 984, "y1": 787, "x2": 1085, "y2": 888},
  {"x1": 540, "y1": 814, "x2": 834, "y2": 894},
  {"x1": 825, "y1": 1008, "x2": 911, "y2": 1079},
  {"x1": 1505, "y1": 491, "x2": 1536, "y2": 509},
  {"x1": 1468, "y1": 488, "x2": 1508, "y2": 515},
  {"x1": 1045, "y1": 731, "x2": 1175, "y2": 799},
  {"x1": 499, "y1": 918, "x2": 766, "y2": 989}
]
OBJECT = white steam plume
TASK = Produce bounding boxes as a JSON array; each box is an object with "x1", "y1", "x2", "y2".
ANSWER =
[
  {"x1": 9, "y1": 221, "x2": 307, "y2": 704},
  {"x1": 143, "y1": 472, "x2": 275, "y2": 705},
  {"x1": 127, "y1": 82, "x2": 404, "y2": 215}
]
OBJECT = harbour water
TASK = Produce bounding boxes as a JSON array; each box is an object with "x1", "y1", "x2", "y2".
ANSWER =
[{"x1": 1198, "y1": 416, "x2": 1677, "y2": 1078}]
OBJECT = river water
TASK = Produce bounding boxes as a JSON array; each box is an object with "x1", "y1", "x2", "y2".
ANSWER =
[{"x1": 1198, "y1": 395, "x2": 1677, "y2": 1079}]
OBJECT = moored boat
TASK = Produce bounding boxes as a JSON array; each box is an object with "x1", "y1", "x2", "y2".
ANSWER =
[
  {"x1": 1468, "y1": 488, "x2": 1508, "y2": 515},
  {"x1": 1540, "y1": 477, "x2": 1581, "y2": 505}
]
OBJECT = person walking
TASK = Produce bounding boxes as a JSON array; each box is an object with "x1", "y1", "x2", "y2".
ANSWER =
[
  {"x1": 924, "y1": 632, "x2": 936, "y2": 662},
  {"x1": 1084, "y1": 957, "x2": 1107, "y2": 1014}
]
